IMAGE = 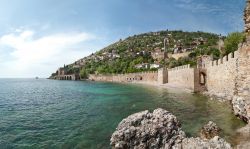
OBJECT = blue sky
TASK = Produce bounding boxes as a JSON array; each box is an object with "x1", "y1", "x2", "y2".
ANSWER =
[{"x1": 0, "y1": 0, "x2": 246, "y2": 77}]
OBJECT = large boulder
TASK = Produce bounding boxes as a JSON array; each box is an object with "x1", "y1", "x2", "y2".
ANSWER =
[
  {"x1": 200, "y1": 121, "x2": 221, "y2": 139},
  {"x1": 110, "y1": 108, "x2": 185, "y2": 149},
  {"x1": 111, "y1": 108, "x2": 232, "y2": 149}
]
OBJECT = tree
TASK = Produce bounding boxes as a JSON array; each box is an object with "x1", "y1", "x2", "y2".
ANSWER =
[
  {"x1": 80, "y1": 69, "x2": 88, "y2": 79},
  {"x1": 224, "y1": 32, "x2": 245, "y2": 56}
]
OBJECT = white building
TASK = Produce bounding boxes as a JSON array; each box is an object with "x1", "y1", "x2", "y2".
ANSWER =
[{"x1": 150, "y1": 64, "x2": 160, "y2": 69}]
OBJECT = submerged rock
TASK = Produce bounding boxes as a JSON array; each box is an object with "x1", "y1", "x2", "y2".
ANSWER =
[
  {"x1": 111, "y1": 108, "x2": 232, "y2": 149},
  {"x1": 200, "y1": 121, "x2": 221, "y2": 139},
  {"x1": 110, "y1": 108, "x2": 185, "y2": 149}
]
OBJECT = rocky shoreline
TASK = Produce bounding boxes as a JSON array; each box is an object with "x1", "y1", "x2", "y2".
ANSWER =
[{"x1": 110, "y1": 108, "x2": 234, "y2": 149}]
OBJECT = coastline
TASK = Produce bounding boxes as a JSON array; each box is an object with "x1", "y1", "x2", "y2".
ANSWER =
[
  {"x1": 86, "y1": 79, "x2": 249, "y2": 148},
  {"x1": 87, "y1": 79, "x2": 194, "y2": 93}
]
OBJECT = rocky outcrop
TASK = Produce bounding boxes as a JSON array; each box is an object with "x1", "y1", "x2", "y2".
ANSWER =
[
  {"x1": 235, "y1": 124, "x2": 250, "y2": 149},
  {"x1": 244, "y1": 0, "x2": 250, "y2": 36},
  {"x1": 110, "y1": 108, "x2": 185, "y2": 149},
  {"x1": 200, "y1": 121, "x2": 221, "y2": 139},
  {"x1": 110, "y1": 108, "x2": 231, "y2": 149},
  {"x1": 232, "y1": 96, "x2": 249, "y2": 122},
  {"x1": 179, "y1": 136, "x2": 231, "y2": 149}
]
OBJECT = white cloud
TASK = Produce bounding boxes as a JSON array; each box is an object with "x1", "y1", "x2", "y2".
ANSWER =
[{"x1": 0, "y1": 29, "x2": 97, "y2": 78}]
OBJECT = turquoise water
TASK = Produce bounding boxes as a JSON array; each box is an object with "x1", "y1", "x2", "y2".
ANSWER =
[{"x1": 0, "y1": 79, "x2": 245, "y2": 149}]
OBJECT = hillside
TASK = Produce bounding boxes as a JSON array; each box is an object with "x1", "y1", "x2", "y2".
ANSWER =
[{"x1": 50, "y1": 30, "x2": 222, "y2": 78}]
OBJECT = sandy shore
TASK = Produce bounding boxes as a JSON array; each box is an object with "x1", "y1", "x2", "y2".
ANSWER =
[{"x1": 125, "y1": 81, "x2": 194, "y2": 93}]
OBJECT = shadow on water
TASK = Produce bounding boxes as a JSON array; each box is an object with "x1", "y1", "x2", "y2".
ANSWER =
[{"x1": 0, "y1": 79, "x2": 246, "y2": 148}]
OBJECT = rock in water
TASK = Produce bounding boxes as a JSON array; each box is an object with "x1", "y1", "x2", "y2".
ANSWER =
[
  {"x1": 110, "y1": 108, "x2": 186, "y2": 149},
  {"x1": 111, "y1": 108, "x2": 232, "y2": 149},
  {"x1": 200, "y1": 121, "x2": 221, "y2": 139}
]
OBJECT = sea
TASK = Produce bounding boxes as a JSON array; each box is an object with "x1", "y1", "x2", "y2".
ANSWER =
[{"x1": 0, "y1": 79, "x2": 245, "y2": 149}]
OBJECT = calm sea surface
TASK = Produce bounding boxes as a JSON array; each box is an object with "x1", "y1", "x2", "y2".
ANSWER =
[{"x1": 0, "y1": 79, "x2": 245, "y2": 149}]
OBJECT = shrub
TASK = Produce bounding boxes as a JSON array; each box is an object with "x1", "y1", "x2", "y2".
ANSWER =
[{"x1": 224, "y1": 32, "x2": 245, "y2": 55}]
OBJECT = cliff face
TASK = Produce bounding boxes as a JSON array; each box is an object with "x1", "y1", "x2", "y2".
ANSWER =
[{"x1": 244, "y1": 0, "x2": 250, "y2": 36}]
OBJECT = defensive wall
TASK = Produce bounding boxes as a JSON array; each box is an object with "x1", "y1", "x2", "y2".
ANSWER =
[
  {"x1": 204, "y1": 50, "x2": 240, "y2": 100},
  {"x1": 167, "y1": 64, "x2": 196, "y2": 91},
  {"x1": 88, "y1": 71, "x2": 158, "y2": 84},
  {"x1": 88, "y1": 64, "x2": 206, "y2": 93}
]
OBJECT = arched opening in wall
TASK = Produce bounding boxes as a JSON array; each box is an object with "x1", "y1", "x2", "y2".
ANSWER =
[
  {"x1": 135, "y1": 76, "x2": 142, "y2": 81},
  {"x1": 199, "y1": 72, "x2": 206, "y2": 85},
  {"x1": 69, "y1": 76, "x2": 72, "y2": 80}
]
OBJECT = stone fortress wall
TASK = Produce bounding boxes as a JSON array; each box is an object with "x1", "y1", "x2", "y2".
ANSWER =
[
  {"x1": 88, "y1": 63, "x2": 207, "y2": 93},
  {"x1": 204, "y1": 50, "x2": 240, "y2": 100},
  {"x1": 89, "y1": 71, "x2": 158, "y2": 84},
  {"x1": 89, "y1": 64, "x2": 204, "y2": 93},
  {"x1": 233, "y1": 43, "x2": 250, "y2": 122},
  {"x1": 167, "y1": 64, "x2": 195, "y2": 91}
]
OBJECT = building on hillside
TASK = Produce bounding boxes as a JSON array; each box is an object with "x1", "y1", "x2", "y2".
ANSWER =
[
  {"x1": 150, "y1": 64, "x2": 160, "y2": 69},
  {"x1": 135, "y1": 63, "x2": 150, "y2": 69},
  {"x1": 151, "y1": 48, "x2": 167, "y2": 62},
  {"x1": 57, "y1": 67, "x2": 65, "y2": 76},
  {"x1": 192, "y1": 37, "x2": 206, "y2": 46},
  {"x1": 73, "y1": 65, "x2": 80, "y2": 69},
  {"x1": 173, "y1": 46, "x2": 183, "y2": 54}
]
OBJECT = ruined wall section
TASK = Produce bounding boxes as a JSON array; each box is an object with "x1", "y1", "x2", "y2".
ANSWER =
[
  {"x1": 205, "y1": 51, "x2": 239, "y2": 100},
  {"x1": 167, "y1": 64, "x2": 195, "y2": 90}
]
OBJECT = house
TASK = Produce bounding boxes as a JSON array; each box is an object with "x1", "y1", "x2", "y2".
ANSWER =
[
  {"x1": 73, "y1": 65, "x2": 80, "y2": 69},
  {"x1": 173, "y1": 46, "x2": 183, "y2": 54},
  {"x1": 150, "y1": 64, "x2": 160, "y2": 69},
  {"x1": 151, "y1": 48, "x2": 167, "y2": 62},
  {"x1": 135, "y1": 63, "x2": 150, "y2": 69},
  {"x1": 192, "y1": 37, "x2": 206, "y2": 46}
]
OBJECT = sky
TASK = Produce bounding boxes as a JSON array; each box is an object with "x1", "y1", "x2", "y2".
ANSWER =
[{"x1": 0, "y1": 0, "x2": 246, "y2": 78}]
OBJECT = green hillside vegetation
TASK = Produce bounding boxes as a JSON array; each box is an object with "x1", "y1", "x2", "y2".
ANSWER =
[
  {"x1": 79, "y1": 31, "x2": 220, "y2": 77},
  {"x1": 223, "y1": 32, "x2": 246, "y2": 55},
  {"x1": 50, "y1": 30, "x2": 245, "y2": 79}
]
